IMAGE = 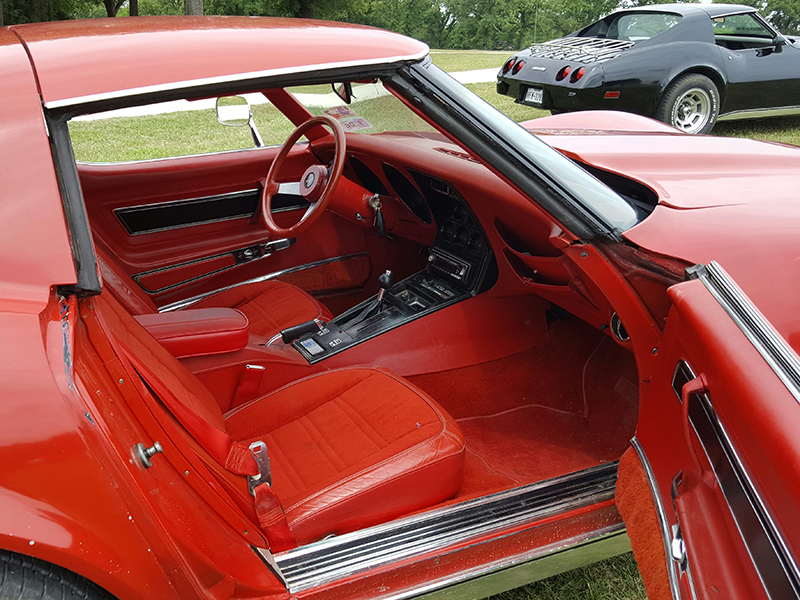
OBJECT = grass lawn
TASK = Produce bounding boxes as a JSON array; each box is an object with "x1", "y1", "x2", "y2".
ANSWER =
[
  {"x1": 66, "y1": 51, "x2": 800, "y2": 599},
  {"x1": 429, "y1": 49, "x2": 510, "y2": 72}
]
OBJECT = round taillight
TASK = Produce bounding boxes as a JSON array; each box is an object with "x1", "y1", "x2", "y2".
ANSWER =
[
  {"x1": 571, "y1": 67, "x2": 586, "y2": 83},
  {"x1": 556, "y1": 66, "x2": 571, "y2": 81},
  {"x1": 512, "y1": 60, "x2": 524, "y2": 74},
  {"x1": 503, "y1": 58, "x2": 516, "y2": 74}
]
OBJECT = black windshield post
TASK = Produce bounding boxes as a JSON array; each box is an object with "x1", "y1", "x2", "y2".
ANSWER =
[{"x1": 385, "y1": 61, "x2": 637, "y2": 242}]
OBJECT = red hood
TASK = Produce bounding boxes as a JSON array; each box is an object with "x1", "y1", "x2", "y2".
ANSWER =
[{"x1": 525, "y1": 111, "x2": 800, "y2": 350}]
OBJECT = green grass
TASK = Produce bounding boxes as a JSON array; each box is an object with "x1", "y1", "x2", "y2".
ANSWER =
[
  {"x1": 489, "y1": 554, "x2": 647, "y2": 600},
  {"x1": 465, "y1": 81, "x2": 550, "y2": 122},
  {"x1": 714, "y1": 115, "x2": 800, "y2": 146},
  {"x1": 429, "y1": 49, "x2": 511, "y2": 72}
]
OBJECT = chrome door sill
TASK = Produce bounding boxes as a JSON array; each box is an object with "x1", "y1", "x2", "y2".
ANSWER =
[{"x1": 271, "y1": 461, "x2": 618, "y2": 594}]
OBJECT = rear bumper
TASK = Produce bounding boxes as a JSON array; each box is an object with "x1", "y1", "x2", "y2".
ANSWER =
[{"x1": 497, "y1": 77, "x2": 659, "y2": 117}]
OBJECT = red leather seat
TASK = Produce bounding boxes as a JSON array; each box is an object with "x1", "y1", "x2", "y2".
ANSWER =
[
  {"x1": 94, "y1": 293, "x2": 465, "y2": 547},
  {"x1": 96, "y1": 247, "x2": 333, "y2": 341}
]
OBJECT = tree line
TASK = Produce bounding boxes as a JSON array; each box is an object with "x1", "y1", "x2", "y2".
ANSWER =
[{"x1": 2, "y1": 0, "x2": 797, "y2": 48}]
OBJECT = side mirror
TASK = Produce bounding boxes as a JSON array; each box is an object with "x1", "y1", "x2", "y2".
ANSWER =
[
  {"x1": 216, "y1": 96, "x2": 252, "y2": 127},
  {"x1": 215, "y1": 96, "x2": 264, "y2": 147},
  {"x1": 332, "y1": 82, "x2": 353, "y2": 105}
]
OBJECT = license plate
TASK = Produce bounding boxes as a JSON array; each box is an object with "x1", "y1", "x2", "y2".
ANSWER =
[{"x1": 525, "y1": 87, "x2": 543, "y2": 104}]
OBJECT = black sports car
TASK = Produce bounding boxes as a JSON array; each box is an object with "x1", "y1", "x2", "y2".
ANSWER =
[{"x1": 497, "y1": 3, "x2": 800, "y2": 134}]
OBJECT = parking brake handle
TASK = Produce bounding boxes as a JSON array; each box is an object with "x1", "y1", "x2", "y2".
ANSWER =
[{"x1": 280, "y1": 318, "x2": 325, "y2": 343}]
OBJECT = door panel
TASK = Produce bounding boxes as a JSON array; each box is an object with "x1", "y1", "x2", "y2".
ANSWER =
[
  {"x1": 630, "y1": 262, "x2": 800, "y2": 600},
  {"x1": 78, "y1": 146, "x2": 371, "y2": 305},
  {"x1": 722, "y1": 45, "x2": 800, "y2": 113}
]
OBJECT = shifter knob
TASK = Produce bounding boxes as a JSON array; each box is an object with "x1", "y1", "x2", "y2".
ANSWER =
[{"x1": 378, "y1": 270, "x2": 394, "y2": 290}]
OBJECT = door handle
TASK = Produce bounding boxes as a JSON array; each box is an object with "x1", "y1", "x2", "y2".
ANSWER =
[{"x1": 681, "y1": 374, "x2": 714, "y2": 484}]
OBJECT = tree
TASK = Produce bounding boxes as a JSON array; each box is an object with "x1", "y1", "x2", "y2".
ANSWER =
[
  {"x1": 185, "y1": 0, "x2": 203, "y2": 14},
  {"x1": 101, "y1": 0, "x2": 126, "y2": 16}
]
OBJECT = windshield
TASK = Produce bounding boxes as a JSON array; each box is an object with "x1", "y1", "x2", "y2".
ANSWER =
[
  {"x1": 393, "y1": 62, "x2": 639, "y2": 236},
  {"x1": 582, "y1": 12, "x2": 682, "y2": 42}
]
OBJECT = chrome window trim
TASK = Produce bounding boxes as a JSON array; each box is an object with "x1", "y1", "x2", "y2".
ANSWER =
[
  {"x1": 687, "y1": 261, "x2": 800, "y2": 404},
  {"x1": 46, "y1": 50, "x2": 429, "y2": 112},
  {"x1": 157, "y1": 252, "x2": 370, "y2": 312},
  {"x1": 631, "y1": 437, "x2": 683, "y2": 600},
  {"x1": 275, "y1": 462, "x2": 619, "y2": 593},
  {"x1": 672, "y1": 360, "x2": 800, "y2": 598}
]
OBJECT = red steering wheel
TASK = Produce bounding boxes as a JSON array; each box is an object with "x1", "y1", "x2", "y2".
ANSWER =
[{"x1": 261, "y1": 115, "x2": 346, "y2": 238}]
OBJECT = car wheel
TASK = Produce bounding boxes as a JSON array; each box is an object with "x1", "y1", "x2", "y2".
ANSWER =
[
  {"x1": 656, "y1": 74, "x2": 719, "y2": 134},
  {"x1": 0, "y1": 550, "x2": 112, "y2": 600}
]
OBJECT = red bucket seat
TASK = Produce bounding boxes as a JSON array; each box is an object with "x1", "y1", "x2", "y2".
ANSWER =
[{"x1": 91, "y1": 292, "x2": 465, "y2": 547}]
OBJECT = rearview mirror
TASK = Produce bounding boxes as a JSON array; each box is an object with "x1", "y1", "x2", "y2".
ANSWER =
[
  {"x1": 216, "y1": 96, "x2": 252, "y2": 127},
  {"x1": 332, "y1": 82, "x2": 353, "y2": 105}
]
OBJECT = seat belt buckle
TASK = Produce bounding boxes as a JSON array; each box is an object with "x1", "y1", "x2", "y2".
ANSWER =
[
  {"x1": 233, "y1": 364, "x2": 266, "y2": 406},
  {"x1": 248, "y1": 440, "x2": 272, "y2": 494}
]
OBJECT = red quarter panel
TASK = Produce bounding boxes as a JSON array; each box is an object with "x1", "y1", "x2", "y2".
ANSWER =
[{"x1": 0, "y1": 30, "x2": 76, "y2": 313}]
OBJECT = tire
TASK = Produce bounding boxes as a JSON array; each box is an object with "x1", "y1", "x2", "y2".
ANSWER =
[
  {"x1": 655, "y1": 73, "x2": 719, "y2": 134},
  {"x1": 0, "y1": 550, "x2": 113, "y2": 600}
]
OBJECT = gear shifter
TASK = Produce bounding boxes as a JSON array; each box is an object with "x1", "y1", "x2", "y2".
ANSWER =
[
  {"x1": 340, "y1": 270, "x2": 395, "y2": 331},
  {"x1": 376, "y1": 270, "x2": 394, "y2": 304}
]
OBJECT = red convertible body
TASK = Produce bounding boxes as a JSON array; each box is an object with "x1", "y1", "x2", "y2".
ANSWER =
[{"x1": 1, "y1": 16, "x2": 799, "y2": 600}]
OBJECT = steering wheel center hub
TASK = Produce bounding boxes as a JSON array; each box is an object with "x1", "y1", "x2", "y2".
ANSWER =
[{"x1": 301, "y1": 165, "x2": 329, "y2": 203}]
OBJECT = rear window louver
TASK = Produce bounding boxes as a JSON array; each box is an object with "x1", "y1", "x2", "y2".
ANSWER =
[{"x1": 529, "y1": 38, "x2": 634, "y2": 64}]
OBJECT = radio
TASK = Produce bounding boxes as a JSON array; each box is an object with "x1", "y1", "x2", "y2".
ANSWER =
[{"x1": 427, "y1": 249, "x2": 471, "y2": 284}]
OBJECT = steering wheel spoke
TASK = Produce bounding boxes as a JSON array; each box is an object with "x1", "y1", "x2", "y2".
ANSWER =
[{"x1": 262, "y1": 115, "x2": 345, "y2": 238}]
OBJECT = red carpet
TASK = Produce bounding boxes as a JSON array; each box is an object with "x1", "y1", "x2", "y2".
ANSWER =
[{"x1": 409, "y1": 317, "x2": 639, "y2": 499}]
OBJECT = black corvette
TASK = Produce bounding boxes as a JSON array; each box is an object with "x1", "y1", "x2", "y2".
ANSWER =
[{"x1": 497, "y1": 3, "x2": 800, "y2": 134}]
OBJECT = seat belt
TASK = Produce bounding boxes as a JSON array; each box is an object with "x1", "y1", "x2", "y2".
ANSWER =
[{"x1": 91, "y1": 299, "x2": 296, "y2": 551}]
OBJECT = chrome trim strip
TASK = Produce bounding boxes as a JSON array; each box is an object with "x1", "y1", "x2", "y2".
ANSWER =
[
  {"x1": 718, "y1": 105, "x2": 800, "y2": 121},
  {"x1": 674, "y1": 359, "x2": 800, "y2": 597},
  {"x1": 275, "y1": 462, "x2": 618, "y2": 593},
  {"x1": 157, "y1": 252, "x2": 369, "y2": 312},
  {"x1": 687, "y1": 261, "x2": 800, "y2": 404},
  {"x1": 630, "y1": 437, "x2": 682, "y2": 600},
  {"x1": 382, "y1": 526, "x2": 630, "y2": 600},
  {"x1": 133, "y1": 239, "x2": 293, "y2": 294},
  {"x1": 46, "y1": 51, "x2": 429, "y2": 111}
]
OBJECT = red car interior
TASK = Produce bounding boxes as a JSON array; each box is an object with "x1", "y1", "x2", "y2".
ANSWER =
[
  {"x1": 78, "y1": 121, "x2": 643, "y2": 546},
  {"x1": 92, "y1": 292, "x2": 466, "y2": 548}
]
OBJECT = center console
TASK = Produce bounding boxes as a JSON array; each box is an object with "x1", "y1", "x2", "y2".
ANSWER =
[{"x1": 293, "y1": 170, "x2": 496, "y2": 363}]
